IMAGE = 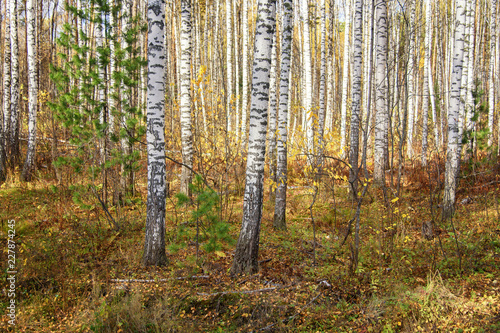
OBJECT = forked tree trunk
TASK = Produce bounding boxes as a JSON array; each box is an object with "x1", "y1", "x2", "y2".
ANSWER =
[
  {"x1": 273, "y1": 0, "x2": 293, "y2": 230},
  {"x1": 231, "y1": 0, "x2": 276, "y2": 275},
  {"x1": 143, "y1": 0, "x2": 168, "y2": 266}
]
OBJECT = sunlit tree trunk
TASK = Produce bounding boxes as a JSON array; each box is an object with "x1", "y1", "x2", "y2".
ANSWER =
[
  {"x1": 373, "y1": 0, "x2": 388, "y2": 186},
  {"x1": 443, "y1": 0, "x2": 467, "y2": 220},
  {"x1": 427, "y1": 0, "x2": 439, "y2": 151},
  {"x1": 268, "y1": 33, "x2": 278, "y2": 199},
  {"x1": 0, "y1": 0, "x2": 5, "y2": 181},
  {"x1": 349, "y1": 0, "x2": 363, "y2": 197},
  {"x1": 340, "y1": 0, "x2": 351, "y2": 157},
  {"x1": 180, "y1": 0, "x2": 193, "y2": 194},
  {"x1": 226, "y1": 0, "x2": 233, "y2": 134},
  {"x1": 231, "y1": 0, "x2": 276, "y2": 275},
  {"x1": 9, "y1": 0, "x2": 19, "y2": 166},
  {"x1": 300, "y1": 0, "x2": 314, "y2": 154},
  {"x1": 406, "y1": 0, "x2": 415, "y2": 159},
  {"x1": 143, "y1": 0, "x2": 168, "y2": 266},
  {"x1": 120, "y1": 0, "x2": 134, "y2": 199},
  {"x1": 233, "y1": 0, "x2": 240, "y2": 141},
  {"x1": 488, "y1": 0, "x2": 497, "y2": 145},
  {"x1": 324, "y1": 0, "x2": 335, "y2": 135},
  {"x1": 457, "y1": 0, "x2": 473, "y2": 161},
  {"x1": 273, "y1": 0, "x2": 292, "y2": 231},
  {"x1": 108, "y1": 0, "x2": 117, "y2": 134},
  {"x1": 241, "y1": 0, "x2": 249, "y2": 147},
  {"x1": 21, "y1": 0, "x2": 38, "y2": 181},
  {"x1": 422, "y1": 0, "x2": 432, "y2": 165},
  {"x1": 3, "y1": 0, "x2": 11, "y2": 174},
  {"x1": 318, "y1": 0, "x2": 326, "y2": 153}
]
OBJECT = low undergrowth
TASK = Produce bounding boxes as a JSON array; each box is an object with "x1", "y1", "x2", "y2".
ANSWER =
[{"x1": 1, "y1": 157, "x2": 499, "y2": 332}]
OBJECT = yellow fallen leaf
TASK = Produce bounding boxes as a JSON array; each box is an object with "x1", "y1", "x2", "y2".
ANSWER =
[{"x1": 215, "y1": 251, "x2": 226, "y2": 258}]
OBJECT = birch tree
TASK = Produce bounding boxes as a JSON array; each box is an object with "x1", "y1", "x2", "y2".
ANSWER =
[
  {"x1": 340, "y1": 0, "x2": 352, "y2": 156},
  {"x1": 0, "y1": 0, "x2": 5, "y2": 181},
  {"x1": 443, "y1": 0, "x2": 467, "y2": 220},
  {"x1": 373, "y1": 0, "x2": 388, "y2": 186},
  {"x1": 421, "y1": 0, "x2": 433, "y2": 165},
  {"x1": 406, "y1": 0, "x2": 415, "y2": 159},
  {"x1": 231, "y1": 0, "x2": 276, "y2": 275},
  {"x1": 273, "y1": 0, "x2": 293, "y2": 230},
  {"x1": 3, "y1": 0, "x2": 11, "y2": 170},
  {"x1": 21, "y1": 0, "x2": 38, "y2": 181},
  {"x1": 349, "y1": 0, "x2": 363, "y2": 197},
  {"x1": 143, "y1": 0, "x2": 168, "y2": 266},
  {"x1": 300, "y1": 0, "x2": 314, "y2": 154},
  {"x1": 268, "y1": 34, "x2": 278, "y2": 200},
  {"x1": 488, "y1": 0, "x2": 497, "y2": 145},
  {"x1": 340, "y1": 0, "x2": 352, "y2": 157},
  {"x1": 226, "y1": 0, "x2": 233, "y2": 134},
  {"x1": 318, "y1": 0, "x2": 327, "y2": 152},
  {"x1": 9, "y1": 0, "x2": 19, "y2": 166},
  {"x1": 241, "y1": 0, "x2": 250, "y2": 146},
  {"x1": 180, "y1": 0, "x2": 193, "y2": 194}
]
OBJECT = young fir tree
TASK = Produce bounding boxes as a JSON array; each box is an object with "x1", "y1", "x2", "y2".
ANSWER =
[{"x1": 49, "y1": 0, "x2": 146, "y2": 222}]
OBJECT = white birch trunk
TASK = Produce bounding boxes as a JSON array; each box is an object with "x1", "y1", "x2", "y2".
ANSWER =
[
  {"x1": 340, "y1": 0, "x2": 351, "y2": 157},
  {"x1": 231, "y1": 0, "x2": 276, "y2": 275},
  {"x1": 406, "y1": 0, "x2": 415, "y2": 158},
  {"x1": 143, "y1": 0, "x2": 167, "y2": 266},
  {"x1": 241, "y1": 0, "x2": 250, "y2": 147},
  {"x1": 349, "y1": 0, "x2": 363, "y2": 196},
  {"x1": 3, "y1": 1, "x2": 11, "y2": 161},
  {"x1": 373, "y1": 0, "x2": 388, "y2": 185},
  {"x1": 21, "y1": 0, "x2": 37, "y2": 181},
  {"x1": 226, "y1": 0, "x2": 233, "y2": 134},
  {"x1": 422, "y1": 0, "x2": 432, "y2": 165},
  {"x1": 489, "y1": 0, "x2": 497, "y2": 145},
  {"x1": 273, "y1": 0, "x2": 292, "y2": 231},
  {"x1": 318, "y1": 0, "x2": 327, "y2": 151},
  {"x1": 9, "y1": 0, "x2": 19, "y2": 164},
  {"x1": 300, "y1": 0, "x2": 314, "y2": 154},
  {"x1": 233, "y1": 0, "x2": 240, "y2": 141},
  {"x1": 268, "y1": 33, "x2": 278, "y2": 196},
  {"x1": 427, "y1": 0, "x2": 439, "y2": 150},
  {"x1": 443, "y1": 0, "x2": 467, "y2": 219},
  {"x1": 180, "y1": 0, "x2": 193, "y2": 194},
  {"x1": 108, "y1": 0, "x2": 117, "y2": 133}
]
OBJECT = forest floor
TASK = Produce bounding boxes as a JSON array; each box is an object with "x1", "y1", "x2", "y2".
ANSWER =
[{"x1": 1, "y1": 155, "x2": 500, "y2": 332}]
